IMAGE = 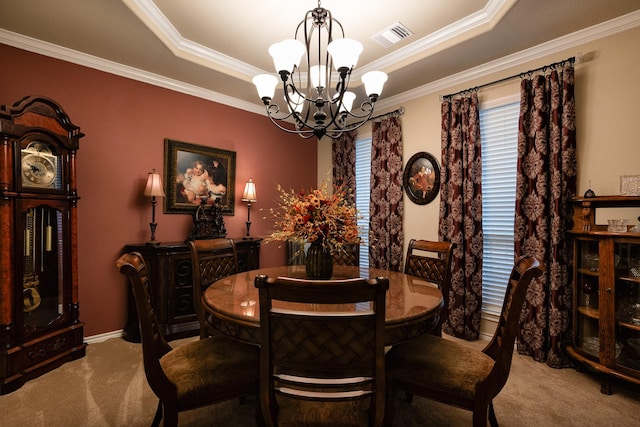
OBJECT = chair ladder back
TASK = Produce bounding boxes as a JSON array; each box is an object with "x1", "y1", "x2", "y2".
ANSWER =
[
  {"x1": 403, "y1": 239, "x2": 454, "y2": 286},
  {"x1": 286, "y1": 238, "x2": 307, "y2": 265},
  {"x1": 189, "y1": 238, "x2": 239, "y2": 338},
  {"x1": 483, "y1": 255, "x2": 544, "y2": 366},
  {"x1": 332, "y1": 243, "x2": 360, "y2": 266},
  {"x1": 115, "y1": 252, "x2": 173, "y2": 396},
  {"x1": 255, "y1": 275, "x2": 389, "y2": 426},
  {"x1": 403, "y1": 239, "x2": 455, "y2": 335}
]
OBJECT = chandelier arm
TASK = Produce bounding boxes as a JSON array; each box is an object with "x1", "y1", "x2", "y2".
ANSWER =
[
  {"x1": 265, "y1": 103, "x2": 295, "y2": 121},
  {"x1": 326, "y1": 71, "x2": 351, "y2": 116},
  {"x1": 342, "y1": 100, "x2": 375, "y2": 120},
  {"x1": 324, "y1": 111, "x2": 375, "y2": 140},
  {"x1": 318, "y1": 72, "x2": 355, "y2": 131},
  {"x1": 282, "y1": 81, "x2": 305, "y2": 117},
  {"x1": 264, "y1": 107, "x2": 317, "y2": 139}
]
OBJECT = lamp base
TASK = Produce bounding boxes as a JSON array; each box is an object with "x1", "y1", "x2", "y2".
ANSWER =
[
  {"x1": 243, "y1": 236, "x2": 254, "y2": 240},
  {"x1": 146, "y1": 240, "x2": 161, "y2": 246}
]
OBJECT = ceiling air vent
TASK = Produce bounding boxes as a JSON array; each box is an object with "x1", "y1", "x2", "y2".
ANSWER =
[{"x1": 372, "y1": 22, "x2": 414, "y2": 48}]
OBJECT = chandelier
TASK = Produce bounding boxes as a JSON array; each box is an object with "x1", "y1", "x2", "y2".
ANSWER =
[{"x1": 252, "y1": 1, "x2": 388, "y2": 140}]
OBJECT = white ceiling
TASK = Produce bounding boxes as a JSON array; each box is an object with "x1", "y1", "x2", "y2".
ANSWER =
[{"x1": 1, "y1": 0, "x2": 639, "y2": 114}]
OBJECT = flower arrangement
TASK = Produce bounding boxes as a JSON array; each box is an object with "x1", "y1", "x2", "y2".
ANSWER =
[{"x1": 263, "y1": 179, "x2": 360, "y2": 253}]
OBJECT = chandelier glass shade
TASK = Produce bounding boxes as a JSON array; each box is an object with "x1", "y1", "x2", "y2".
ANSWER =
[{"x1": 253, "y1": 1, "x2": 388, "y2": 140}]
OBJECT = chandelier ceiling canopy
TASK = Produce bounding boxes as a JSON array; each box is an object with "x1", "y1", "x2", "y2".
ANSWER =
[{"x1": 253, "y1": 1, "x2": 388, "y2": 140}]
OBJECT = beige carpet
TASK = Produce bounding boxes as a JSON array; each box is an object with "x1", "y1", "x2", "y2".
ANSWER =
[{"x1": 1, "y1": 335, "x2": 639, "y2": 426}]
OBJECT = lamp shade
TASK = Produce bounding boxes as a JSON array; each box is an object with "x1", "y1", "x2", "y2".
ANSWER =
[
  {"x1": 269, "y1": 39, "x2": 305, "y2": 73},
  {"x1": 362, "y1": 71, "x2": 388, "y2": 97},
  {"x1": 338, "y1": 91, "x2": 356, "y2": 113},
  {"x1": 253, "y1": 74, "x2": 278, "y2": 100},
  {"x1": 241, "y1": 179, "x2": 257, "y2": 202},
  {"x1": 327, "y1": 38, "x2": 363, "y2": 70},
  {"x1": 144, "y1": 170, "x2": 165, "y2": 197},
  {"x1": 310, "y1": 65, "x2": 327, "y2": 90}
]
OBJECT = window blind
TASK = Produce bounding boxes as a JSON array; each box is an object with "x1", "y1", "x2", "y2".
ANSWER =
[
  {"x1": 355, "y1": 137, "x2": 372, "y2": 269},
  {"x1": 479, "y1": 102, "x2": 519, "y2": 314}
]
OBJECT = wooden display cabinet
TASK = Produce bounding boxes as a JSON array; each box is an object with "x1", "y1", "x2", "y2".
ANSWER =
[
  {"x1": 121, "y1": 238, "x2": 261, "y2": 342},
  {"x1": 567, "y1": 196, "x2": 640, "y2": 394},
  {"x1": 0, "y1": 96, "x2": 86, "y2": 394}
]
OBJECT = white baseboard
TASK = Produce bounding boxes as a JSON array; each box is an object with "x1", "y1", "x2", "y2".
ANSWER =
[
  {"x1": 480, "y1": 311, "x2": 499, "y2": 340},
  {"x1": 85, "y1": 330, "x2": 124, "y2": 344}
]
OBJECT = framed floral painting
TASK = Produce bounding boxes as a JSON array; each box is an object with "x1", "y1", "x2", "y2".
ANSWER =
[
  {"x1": 403, "y1": 151, "x2": 440, "y2": 205},
  {"x1": 163, "y1": 138, "x2": 236, "y2": 215}
]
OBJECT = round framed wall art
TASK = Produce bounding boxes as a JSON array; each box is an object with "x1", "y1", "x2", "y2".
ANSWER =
[{"x1": 403, "y1": 151, "x2": 441, "y2": 205}]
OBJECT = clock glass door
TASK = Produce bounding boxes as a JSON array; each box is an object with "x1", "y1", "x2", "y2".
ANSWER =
[{"x1": 21, "y1": 204, "x2": 66, "y2": 336}]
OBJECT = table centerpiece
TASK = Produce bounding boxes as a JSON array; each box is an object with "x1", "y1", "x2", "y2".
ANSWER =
[{"x1": 264, "y1": 179, "x2": 361, "y2": 279}]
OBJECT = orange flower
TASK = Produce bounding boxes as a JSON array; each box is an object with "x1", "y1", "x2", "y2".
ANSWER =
[{"x1": 263, "y1": 179, "x2": 361, "y2": 253}]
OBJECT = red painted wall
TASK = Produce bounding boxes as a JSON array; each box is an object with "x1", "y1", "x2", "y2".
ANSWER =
[{"x1": 0, "y1": 44, "x2": 318, "y2": 337}]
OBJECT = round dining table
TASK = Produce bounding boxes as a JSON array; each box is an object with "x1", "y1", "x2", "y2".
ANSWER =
[{"x1": 202, "y1": 264, "x2": 443, "y2": 346}]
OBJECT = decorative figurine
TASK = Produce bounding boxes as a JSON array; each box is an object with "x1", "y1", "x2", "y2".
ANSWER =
[{"x1": 186, "y1": 196, "x2": 227, "y2": 240}]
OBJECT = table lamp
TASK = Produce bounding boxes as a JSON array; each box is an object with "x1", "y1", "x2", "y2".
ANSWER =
[
  {"x1": 144, "y1": 169, "x2": 165, "y2": 245},
  {"x1": 241, "y1": 179, "x2": 257, "y2": 239}
]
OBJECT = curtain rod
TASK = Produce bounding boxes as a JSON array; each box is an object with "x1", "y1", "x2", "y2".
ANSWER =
[
  {"x1": 369, "y1": 106, "x2": 405, "y2": 122},
  {"x1": 441, "y1": 57, "x2": 575, "y2": 100}
]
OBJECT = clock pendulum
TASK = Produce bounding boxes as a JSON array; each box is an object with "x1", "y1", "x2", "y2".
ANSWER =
[{"x1": 23, "y1": 208, "x2": 41, "y2": 312}]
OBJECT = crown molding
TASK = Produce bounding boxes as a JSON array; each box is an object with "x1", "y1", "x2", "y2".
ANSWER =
[
  {"x1": 0, "y1": 28, "x2": 263, "y2": 115},
  {"x1": 355, "y1": 0, "x2": 516, "y2": 77},
  {"x1": 380, "y1": 8, "x2": 640, "y2": 108},
  {"x1": 122, "y1": 0, "x2": 263, "y2": 80},
  {"x1": 1, "y1": 9, "x2": 639, "y2": 115},
  {"x1": 125, "y1": 0, "x2": 516, "y2": 82}
]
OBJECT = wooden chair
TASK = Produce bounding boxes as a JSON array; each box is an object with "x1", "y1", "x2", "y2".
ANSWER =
[
  {"x1": 333, "y1": 242, "x2": 360, "y2": 267},
  {"x1": 188, "y1": 238, "x2": 239, "y2": 338},
  {"x1": 116, "y1": 252, "x2": 259, "y2": 427},
  {"x1": 385, "y1": 255, "x2": 544, "y2": 427},
  {"x1": 403, "y1": 239, "x2": 455, "y2": 336},
  {"x1": 286, "y1": 238, "x2": 307, "y2": 265},
  {"x1": 254, "y1": 274, "x2": 390, "y2": 427},
  {"x1": 287, "y1": 239, "x2": 360, "y2": 266}
]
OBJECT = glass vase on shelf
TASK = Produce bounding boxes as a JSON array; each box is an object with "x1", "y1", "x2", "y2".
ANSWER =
[
  {"x1": 306, "y1": 238, "x2": 333, "y2": 280},
  {"x1": 582, "y1": 281, "x2": 595, "y2": 309}
]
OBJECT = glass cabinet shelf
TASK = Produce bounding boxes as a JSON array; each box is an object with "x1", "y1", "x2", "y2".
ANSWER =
[{"x1": 567, "y1": 196, "x2": 640, "y2": 394}]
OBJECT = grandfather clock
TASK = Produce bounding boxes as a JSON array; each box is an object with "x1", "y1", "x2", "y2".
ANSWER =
[{"x1": 0, "y1": 96, "x2": 86, "y2": 394}]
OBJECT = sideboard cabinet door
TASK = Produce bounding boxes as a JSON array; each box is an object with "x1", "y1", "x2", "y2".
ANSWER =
[{"x1": 121, "y1": 239, "x2": 261, "y2": 342}]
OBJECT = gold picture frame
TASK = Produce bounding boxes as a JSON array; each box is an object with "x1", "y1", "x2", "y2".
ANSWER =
[{"x1": 163, "y1": 138, "x2": 236, "y2": 215}]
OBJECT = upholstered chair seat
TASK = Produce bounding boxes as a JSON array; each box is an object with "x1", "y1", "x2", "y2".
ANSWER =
[
  {"x1": 386, "y1": 255, "x2": 543, "y2": 427},
  {"x1": 116, "y1": 251, "x2": 259, "y2": 427},
  {"x1": 159, "y1": 335, "x2": 259, "y2": 406},
  {"x1": 386, "y1": 334, "x2": 494, "y2": 401}
]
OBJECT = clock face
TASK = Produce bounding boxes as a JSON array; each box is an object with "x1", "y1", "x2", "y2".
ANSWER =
[
  {"x1": 26, "y1": 141, "x2": 53, "y2": 155},
  {"x1": 21, "y1": 153, "x2": 57, "y2": 187}
]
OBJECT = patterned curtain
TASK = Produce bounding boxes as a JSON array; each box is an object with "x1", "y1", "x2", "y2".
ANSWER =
[
  {"x1": 369, "y1": 117, "x2": 403, "y2": 271},
  {"x1": 515, "y1": 62, "x2": 576, "y2": 368},
  {"x1": 332, "y1": 130, "x2": 357, "y2": 193},
  {"x1": 439, "y1": 92, "x2": 483, "y2": 340}
]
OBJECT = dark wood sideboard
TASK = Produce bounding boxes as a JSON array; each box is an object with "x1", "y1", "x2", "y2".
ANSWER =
[{"x1": 121, "y1": 238, "x2": 261, "y2": 342}]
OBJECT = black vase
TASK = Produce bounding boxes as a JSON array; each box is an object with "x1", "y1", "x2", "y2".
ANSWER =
[{"x1": 306, "y1": 239, "x2": 333, "y2": 279}]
